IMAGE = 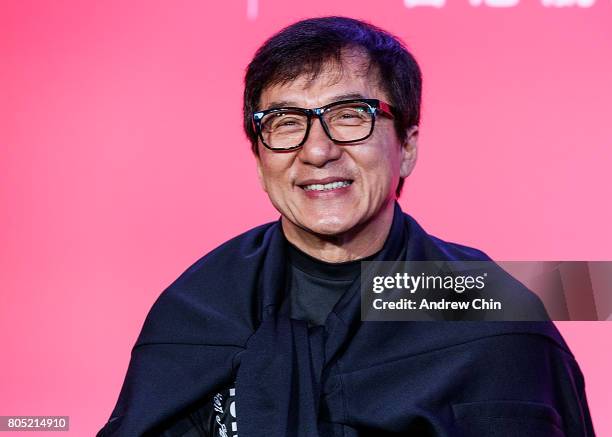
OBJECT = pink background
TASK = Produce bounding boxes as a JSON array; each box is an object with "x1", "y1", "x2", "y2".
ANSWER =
[{"x1": 1, "y1": 1, "x2": 611, "y2": 435}]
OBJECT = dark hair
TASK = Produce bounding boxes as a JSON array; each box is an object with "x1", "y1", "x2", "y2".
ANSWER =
[{"x1": 243, "y1": 16, "x2": 422, "y2": 196}]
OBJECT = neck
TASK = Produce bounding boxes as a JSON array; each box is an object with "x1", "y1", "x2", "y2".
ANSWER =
[{"x1": 281, "y1": 200, "x2": 396, "y2": 263}]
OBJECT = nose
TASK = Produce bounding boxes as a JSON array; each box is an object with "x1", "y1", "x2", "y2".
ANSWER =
[{"x1": 297, "y1": 117, "x2": 343, "y2": 167}]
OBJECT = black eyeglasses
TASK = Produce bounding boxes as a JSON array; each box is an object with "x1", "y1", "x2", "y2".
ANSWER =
[{"x1": 252, "y1": 98, "x2": 395, "y2": 151}]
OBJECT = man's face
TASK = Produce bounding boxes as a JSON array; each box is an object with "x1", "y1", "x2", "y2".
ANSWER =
[{"x1": 255, "y1": 55, "x2": 417, "y2": 239}]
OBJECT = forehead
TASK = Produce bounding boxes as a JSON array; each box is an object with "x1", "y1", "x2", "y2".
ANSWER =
[{"x1": 259, "y1": 53, "x2": 388, "y2": 110}]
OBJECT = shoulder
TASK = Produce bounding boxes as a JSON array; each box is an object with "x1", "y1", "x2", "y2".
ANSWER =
[
  {"x1": 400, "y1": 212, "x2": 561, "y2": 337},
  {"x1": 135, "y1": 220, "x2": 280, "y2": 346},
  {"x1": 402, "y1": 212, "x2": 491, "y2": 262},
  {"x1": 172, "y1": 221, "x2": 279, "y2": 287}
]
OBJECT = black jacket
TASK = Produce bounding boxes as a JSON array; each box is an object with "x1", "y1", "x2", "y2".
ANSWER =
[{"x1": 99, "y1": 203, "x2": 594, "y2": 436}]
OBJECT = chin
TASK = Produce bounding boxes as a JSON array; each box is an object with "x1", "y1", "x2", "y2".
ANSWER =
[{"x1": 301, "y1": 216, "x2": 357, "y2": 237}]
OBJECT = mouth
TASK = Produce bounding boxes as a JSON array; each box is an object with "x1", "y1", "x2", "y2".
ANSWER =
[
  {"x1": 298, "y1": 178, "x2": 354, "y2": 192},
  {"x1": 302, "y1": 180, "x2": 353, "y2": 192}
]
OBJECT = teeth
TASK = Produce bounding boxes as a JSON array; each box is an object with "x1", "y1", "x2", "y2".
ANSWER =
[{"x1": 303, "y1": 180, "x2": 352, "y2": 191}]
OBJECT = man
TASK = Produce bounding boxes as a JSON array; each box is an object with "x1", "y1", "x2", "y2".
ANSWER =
[{"x1": 98, "y1": 17, "x2": 594, "y2": 436}]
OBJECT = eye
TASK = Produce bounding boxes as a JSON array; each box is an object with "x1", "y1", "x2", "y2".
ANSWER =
[
  {"x1": 328, "y1": 106, "x2": 370, "y2": 125},
  {"x1": 262, "y1": 112, "x2": 307, "y2": 132},
  {"x1": 277, "y1": 119, "x2": 298, "y2": 126},
  {"x1": 340, "y1": 111, "x2": 361, "y2": 119}
]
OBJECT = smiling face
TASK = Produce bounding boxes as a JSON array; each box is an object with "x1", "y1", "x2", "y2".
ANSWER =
[{"x1": 255, "y1": 54, "x2": 418, "y2": 257}]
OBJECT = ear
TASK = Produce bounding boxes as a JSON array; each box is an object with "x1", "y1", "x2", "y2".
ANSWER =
[
  {"x1": 399, "y1": 125, "x2": 418, "y2": 178},
  {"x1": 255, "y1": 152, "x2": 268, "y2": 193}
]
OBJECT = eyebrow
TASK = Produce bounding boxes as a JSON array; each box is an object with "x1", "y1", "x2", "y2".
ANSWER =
[{"x1": 262, "y1": 92, "x2": 367, "y2": 111}]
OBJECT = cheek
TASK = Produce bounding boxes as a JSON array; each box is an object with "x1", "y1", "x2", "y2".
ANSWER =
[
  {"x1": 259, "y1": 156, "x2": 294, "y2": 193},
  {"x1": 360, "y1": 145, "x2": 400, "y2": 183}
]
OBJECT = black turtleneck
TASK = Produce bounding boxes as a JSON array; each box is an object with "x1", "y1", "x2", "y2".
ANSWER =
[{"x1": 282, "y1": 238, "x2": 381, "y2": 327}]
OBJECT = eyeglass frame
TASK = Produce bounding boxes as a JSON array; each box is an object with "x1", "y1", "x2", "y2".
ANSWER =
[{"x1": 252, "y1": 98, "x2": 396, "y2": 152}]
